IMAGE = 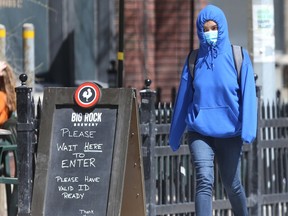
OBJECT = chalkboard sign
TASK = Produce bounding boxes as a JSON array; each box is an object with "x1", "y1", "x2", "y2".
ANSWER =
[
  {"x1": 31, "y1": 87, "x2": 146, "y2": 216},
  {"x1": 46, "y1": 106, "x2": 116, "y2": 215}
]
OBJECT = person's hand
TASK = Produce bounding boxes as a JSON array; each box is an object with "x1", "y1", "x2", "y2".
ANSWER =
[{"x1": 0, "y1": 61, "x2": 7, "y2": 76}]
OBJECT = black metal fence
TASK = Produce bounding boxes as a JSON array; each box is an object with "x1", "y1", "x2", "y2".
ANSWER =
[
  {"x1": 1, "y1": 77, "x2": 288, "y2": 215},
  {"x1": 140, "y1": 84, "x2": 288, "y2": 216}
]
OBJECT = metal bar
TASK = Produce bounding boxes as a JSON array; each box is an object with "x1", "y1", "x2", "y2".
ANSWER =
[
  {"x1": 154, "y1": 124, "x2": 170, "y2": 134},
  {"x1": 190, "y1": 0, "x2": 194, "y2": 50},
  {"x1": 259, "y1": 118, "x2": 288, "y2": 127},
  {"x1": 16, "y1": 74, "x2": 34, "y2": 216},
  {"x1": 0, "y1": 177, "x2": 18, "y2": 185},
  {"x1": 258, "y1": 140, "x2": 288, "y2": 148},
  {"x1": 139, "y1": 87, "x2": 157, "y2": 216},
  {"x1": 262, "y1": 193, "x2": 288, "y2": 204},
  {"x1": 154, "y1": 196, "x2": 261, "y2": 215},
  {"x1": 154, "y1": 145, "x2": 190, "y2": 156},
  {"x1": 117, "y1": 0, "x2": 124, "y2": 87}
]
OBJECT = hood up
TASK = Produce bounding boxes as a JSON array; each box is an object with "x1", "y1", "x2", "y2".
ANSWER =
[{"x1": 196, "y1": 5, "x2": 232, "y2": 66}]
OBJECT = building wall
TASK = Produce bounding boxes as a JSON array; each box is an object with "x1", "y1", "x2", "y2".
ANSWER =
[
  {"x1": 120, "y1": 0, "x2": 202, "y2": 102},
  {"x1": 124, "y1": 0, "x2": 150, "y2": 90},
  {"x1": 154, "y1": 0, "x2": 191, "y2": 102}
]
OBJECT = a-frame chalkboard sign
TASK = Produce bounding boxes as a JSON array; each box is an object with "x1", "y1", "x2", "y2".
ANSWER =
[{"x1": 31, "y1": 86, "x2": 146, "y2": 216}]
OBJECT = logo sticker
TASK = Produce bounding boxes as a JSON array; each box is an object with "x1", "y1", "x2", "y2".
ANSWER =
[{"x1": 74, "y1": 82, "x2": 101, "y2": 108}]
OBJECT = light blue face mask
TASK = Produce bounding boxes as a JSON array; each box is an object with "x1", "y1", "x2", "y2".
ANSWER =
[{"x1": 204, "y1": 30, "x2": 218, "y2": 46}]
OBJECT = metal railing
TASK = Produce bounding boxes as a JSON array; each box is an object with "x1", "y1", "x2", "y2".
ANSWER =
[{"x1": 140, "y1": 82, "x2": 288, "y2": 216}]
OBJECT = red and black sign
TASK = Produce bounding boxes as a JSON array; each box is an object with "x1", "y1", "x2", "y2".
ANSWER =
[{"x1": 74, "y1": 82, "x2": 101, "y2": 108}]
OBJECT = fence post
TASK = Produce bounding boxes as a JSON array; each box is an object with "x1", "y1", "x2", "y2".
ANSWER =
[
  {"x1": 139, "y1": 79, "x2": 156, "y2": 216},
  {"x1": 16, "y1": 74, "x2": 34, "y2": 216},
  {"x1": 23, "y1": 23, "x2": 35, "y2": 94},
  {"x1": 249, "y1": 82, "x2": 262, "y2": 216},
  {"x1": 0, "y1": 24, "x2": 6, "y2": 60}
]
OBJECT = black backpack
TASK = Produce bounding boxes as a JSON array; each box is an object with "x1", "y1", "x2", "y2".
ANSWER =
[{"x1": 188, "y1": 45, "x2": 243, "y2": 84}]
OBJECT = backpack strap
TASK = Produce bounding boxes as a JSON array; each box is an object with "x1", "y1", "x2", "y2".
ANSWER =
[
  {"x1": 188, "y1": 45, "x2": 243, "y2": 84},
  {"x1": 188, "y1": 49, "x2": 199, "y2": 81},
  {"x1": 231, "y1": 45, "x2": 243, "y2": 83}
]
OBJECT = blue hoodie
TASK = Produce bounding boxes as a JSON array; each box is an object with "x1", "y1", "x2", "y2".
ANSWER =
[{"x1": 169, "y1": 5, "x2": 257, "y2": 151}]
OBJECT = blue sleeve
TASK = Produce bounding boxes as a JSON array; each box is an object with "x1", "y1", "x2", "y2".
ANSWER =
[
  {"x1": 169, "y1": 59, "x2": 193, "y2": 151},
  {"x1": 240, "y1": 49, "x2": 257, "y2": 143}
]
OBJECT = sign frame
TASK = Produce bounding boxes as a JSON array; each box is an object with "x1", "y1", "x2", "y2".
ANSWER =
[{"x1": 31, "y1": 87, "x2": 146, "y2": 216}]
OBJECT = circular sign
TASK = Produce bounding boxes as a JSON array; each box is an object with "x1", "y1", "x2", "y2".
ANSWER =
[{"x1": 74, "y1": 82, "x2": 101, "y2": 108}]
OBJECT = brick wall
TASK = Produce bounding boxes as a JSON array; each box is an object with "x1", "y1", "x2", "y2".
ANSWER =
[
  {"x1": 115, "y1": 0, "x2": 207, "y2": 102},
  {"x1": 154, "y1": 0, "x2": 191, "y2": 102}
]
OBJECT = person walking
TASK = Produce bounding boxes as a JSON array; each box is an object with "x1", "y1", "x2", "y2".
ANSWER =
[{"x1": 169, "y1": 5, "x2": 257, "y2": 216}]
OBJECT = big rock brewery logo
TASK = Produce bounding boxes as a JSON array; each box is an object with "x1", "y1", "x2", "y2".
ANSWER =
[{"x1": 74, "y1": 82, "x2": 101, "y2": 108}]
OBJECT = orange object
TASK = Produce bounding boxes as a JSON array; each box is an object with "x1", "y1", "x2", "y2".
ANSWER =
[{"x1": 0, "y1": 91, "x2": 9, "y2": 126}]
